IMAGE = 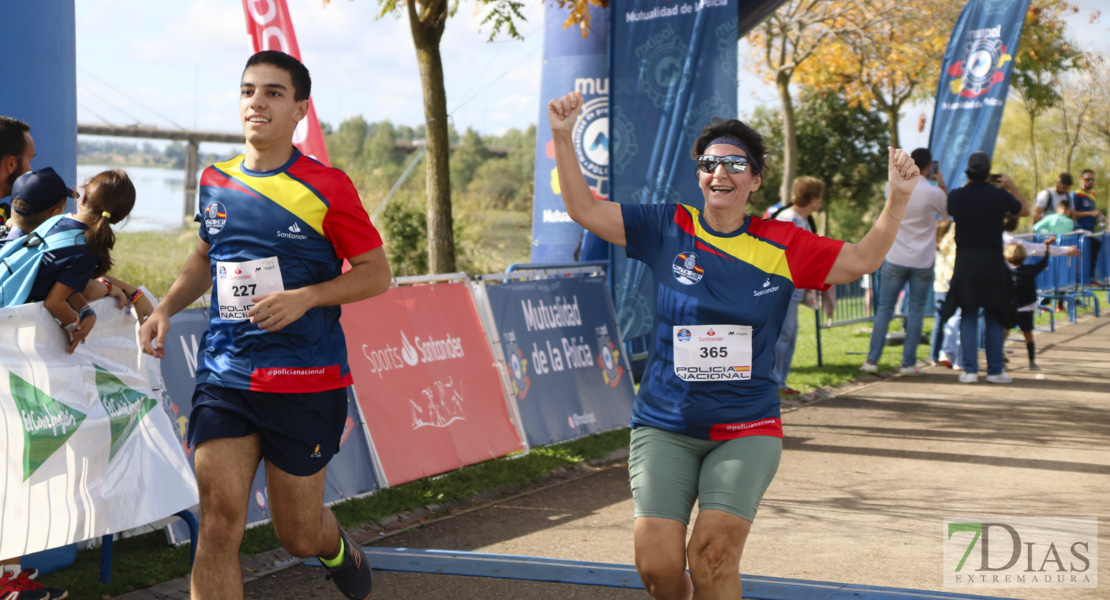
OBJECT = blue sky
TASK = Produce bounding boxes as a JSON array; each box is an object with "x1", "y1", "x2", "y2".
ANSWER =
[{"x1": 75, "y1": 0, "x2": 1107, "y2": 151}]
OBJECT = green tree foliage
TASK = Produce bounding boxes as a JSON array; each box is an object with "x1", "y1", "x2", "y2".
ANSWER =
[
  {"x1": 1011, "y1": 0, "x2": 1088, "y2": 189},
  {"x1": 451, "y1": 128, "x2": 490, "y2": 191},
  {"x1": 323, "y1": 116, "x2": 536, "y2": 275},
  {"x1": 749, "y1": 91, "x2": 888, "y2": 242},
  {"x1": 381, "y1": 197, "x2": 429, "y2": 276}
]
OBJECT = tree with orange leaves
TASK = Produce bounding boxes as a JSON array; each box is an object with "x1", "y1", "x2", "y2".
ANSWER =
[
  {"x1": 745, "y1": 0, "x2": 894, "y2": 203},
  {"x1": 793, "y1": 0, "x2": 962, "y2": 150}
]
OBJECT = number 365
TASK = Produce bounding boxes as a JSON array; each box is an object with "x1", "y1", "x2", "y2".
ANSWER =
[{"x1": 699, "y1": 346, "x2": 727, "y2": 358}]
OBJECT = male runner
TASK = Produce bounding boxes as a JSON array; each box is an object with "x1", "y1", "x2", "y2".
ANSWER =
[{"x1": 138, "y1": 51, "x2": 391, "y2": 600}]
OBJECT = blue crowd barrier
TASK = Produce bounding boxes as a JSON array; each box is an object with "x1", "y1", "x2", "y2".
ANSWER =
[
  {"x1": 812, "y1": 229, "x2": 1108, "y2": 364},
  {"x1": 1015, "y1": 231, "x2": 1101, "y2": 330}
]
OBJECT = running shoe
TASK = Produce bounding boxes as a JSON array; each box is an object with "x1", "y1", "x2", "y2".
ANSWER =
[
  {"x1": 778, "y1": 387, "x2": 800, "y2": 396},
  {"x1": 0, "y1": 571, "x2": 49, "y2": 600},
  {"x1": 958, "y1": 373, "x2": 978, "y2": 384},
  {"x1": 899, "y1": 366, "x2": 922, "y2": 376},
  {"x1": 324, "y1": 526, "x2": 373, "y2": 599},
  {"x1": 10, "y1": 569, "x2": 65, "y2": 600},
  {"x1": 986, "y1": 373, "x2": 1013, "y2": 384},
  {"x1": 859, "y1": 361, "x2": 879, "y2": 373},
  {"x1": 1028, "y1": 362, "x2": 1041, "y2": 372}
]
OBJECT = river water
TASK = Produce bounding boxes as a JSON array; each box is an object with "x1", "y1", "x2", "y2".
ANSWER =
[{"x1": 76, "y1": 164, "x2": 196, "y2": 232}]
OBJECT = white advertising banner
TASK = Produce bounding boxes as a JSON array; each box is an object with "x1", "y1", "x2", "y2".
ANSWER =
[{"x1": 0, "y1": 299, "x2": 198, "y2": 560}]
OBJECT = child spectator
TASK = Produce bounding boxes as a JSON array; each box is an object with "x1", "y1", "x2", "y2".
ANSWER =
[
  {"x1": 1033, "y1": 199, "x2": 1075, "y2": 235},
  {"x1": 1005, "y1": 239, "x2": 1053, "y2": 371},
  {"x1": 4, "y1": 168, "x2": 136, "y2": 352}
]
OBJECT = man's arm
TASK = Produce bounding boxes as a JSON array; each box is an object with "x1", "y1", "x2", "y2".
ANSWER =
[
  {"x1": 247, "y1": 246, "x2": 391, "y2": 333},
  {"x1": 1031, "y1": 190, "x2": 1047, "y2": 221},
  {"x1": 138, "y1": 238, "x2": 213, "y2": 358}
]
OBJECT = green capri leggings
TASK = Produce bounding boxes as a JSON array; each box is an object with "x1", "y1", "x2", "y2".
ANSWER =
[{"x1": 628, "y1": 426, "x2": 782, "y2": 524}]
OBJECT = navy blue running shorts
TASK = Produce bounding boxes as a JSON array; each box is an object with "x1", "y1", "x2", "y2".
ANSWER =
[{"x1": 187, "y1": 382, "x2": 349, "y2": 477}]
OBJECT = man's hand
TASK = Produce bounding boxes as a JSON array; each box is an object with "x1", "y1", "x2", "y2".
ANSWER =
[
  {"x1": 547, "y1": 91, "x2": 583, "y2": 137},
  {"x1": 888, "y1": 147, "x2": 920, "y2": 196},
  {"x1": 138, "y1": 310, "x2": 171, "y2": 359},
  {"x1": 1043, "y1": 236, "x2": 1057, "y2": 246},
  {"x1": 247, "y1": 288, "x2": 313, "y2": 333}
]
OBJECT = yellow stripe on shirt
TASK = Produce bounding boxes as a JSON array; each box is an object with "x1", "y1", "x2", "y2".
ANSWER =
[
  {"x1": 215, "y1": 156, "x2": 328, "y2": 236},
  {"x1": 684, "y1": 205, "x2": 794, "y2": 282}
]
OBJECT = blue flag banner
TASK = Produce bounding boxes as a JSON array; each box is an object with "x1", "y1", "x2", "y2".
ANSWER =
[
  {"x1": 531, "y1": 6, "x2": 611, "y2": 263},
  {"x1": 929, "y1": 0, "x2": 1030, "y2": 190},
  {"x1": 485, "y1": 276, "x2": 635, "y2": 447},
  {"x1": 163, "y1": 308, "x2": 380, "y2": 544},
  {"x1": 0, "y1": 1, "x2": 78, "y2": 205},
  {"x1": 608, "y1": 0, "x2": 738, "y2": 353}
]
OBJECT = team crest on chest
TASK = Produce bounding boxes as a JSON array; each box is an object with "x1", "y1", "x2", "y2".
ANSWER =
[
  {"x1": 204, "y1": 201, "x2": 228, "y2": 235},
  {"x1": 672, "y1": 252, "x2": 704, "y2": 285}
]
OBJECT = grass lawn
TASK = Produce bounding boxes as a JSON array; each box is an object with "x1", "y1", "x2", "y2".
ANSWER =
[{"x1": 112, "y1": 228, "x2": 200, "y2": 298}]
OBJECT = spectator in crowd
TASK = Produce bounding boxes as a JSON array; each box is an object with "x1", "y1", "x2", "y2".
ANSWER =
[
  {"x1": 942, "y1": 152, "x2": 1029, "y2": 384},
  {"x1": 771, "y1": 176, "x2": 824, "y2": 395},
  {"x1": 1032, "y1": 173, "x2": 1073, "y2": 222},
  {"x1": 1, "y1": 168, "x2": 137, "y2": 354},
  {"x1": 1, "y1": 116, "x2": 34, "y2": 200},
  {"x1": 1033, "y1": 198, "x2": 1075, "y2": 235},
  {"x1": 861, "y1": 148, "x2": 947, "y2": 375},
  {"x1": 1005, "y1": 239, "x2": 1054, "y2": 371},
  {"x1": 931, "y1": 221, "x2": 961, "y2": 369},
  {"x1": 0, "y1": 118, "x2": 67, "y2": 600},
  {"x1": 1072, "y1": 169, "x2": 1102, "y2": 282},
  {"x1": 1, "y1": 174, "x2": 154, "y2": 323},
  {"x1": 1072, "y1": 170, "x2": 1102, "y2": 231},
  {"x1": 547, "y1": 88, "x2": 920, "y2": 600}
]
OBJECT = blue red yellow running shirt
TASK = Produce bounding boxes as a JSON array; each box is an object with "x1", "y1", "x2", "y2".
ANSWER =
[
  {"x1": 196, "y1": 149, "x2": 383, "y2": 393},
  {"x1": 622, "y1": 203, "x2": 844, "y2": 440}
]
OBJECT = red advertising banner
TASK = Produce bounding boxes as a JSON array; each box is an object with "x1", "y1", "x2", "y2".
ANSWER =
[
  {"x1": 342, "y1": 283, "x2": 524, "y2": 486},
  {"x1": 241, "y1": 0, "x2": 331, "y2": 166}
]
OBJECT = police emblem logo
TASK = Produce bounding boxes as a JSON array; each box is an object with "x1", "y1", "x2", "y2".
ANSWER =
[
  {"x1": 672, "y1": 252, "x2": 704, "y2": 285},
  {"x1": 204, "y1": 201, "x2": 228, "y2": 235}
]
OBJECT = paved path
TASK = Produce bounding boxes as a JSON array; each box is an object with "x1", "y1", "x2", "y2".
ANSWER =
[{"x1": 126, "y1": 313, "x2": 1110, "y2": 600}]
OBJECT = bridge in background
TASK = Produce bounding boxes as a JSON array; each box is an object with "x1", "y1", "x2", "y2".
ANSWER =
[{"x1": 79, "y1": 123, "x2": 506, "y2": 224}]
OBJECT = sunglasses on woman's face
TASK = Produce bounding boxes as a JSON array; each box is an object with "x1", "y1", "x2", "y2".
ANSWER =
[{"x1": 696, "y1": 154, "x2": 751, "y2": 174}]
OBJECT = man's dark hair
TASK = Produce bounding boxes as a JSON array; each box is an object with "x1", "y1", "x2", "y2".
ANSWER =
[
  {"x1": 1058, "y1": 173, "x2": 1073, "y2": 186},
  {"x1": 1081, "y1": 169, "x2": 1094, "y2": 177},
  {"x1": 0, "y1": 116, "x2": 31, "y2": 160},
  {"x1": 243, "y1": 51, "x2": 311, "y2": 102},
  {"x1": 690, "y1": 118, "x2": 766, "y2": 175},
  {"x1": 910, "y1": 148, "x2": 932, "y2": 171},
  {"x1": 1058, "y1": 198, "x2": 1071, "y2": 210}
]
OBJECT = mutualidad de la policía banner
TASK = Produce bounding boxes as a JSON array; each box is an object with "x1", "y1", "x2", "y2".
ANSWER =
[
  {"x1": 929, "y1": 0, "x2": 1030, "y2": 190},
  {"x1": 485, "y1": 276, "x2": 635, "y2": 447}
]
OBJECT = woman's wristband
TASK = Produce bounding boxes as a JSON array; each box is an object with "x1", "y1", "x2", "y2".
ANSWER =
[
  {"x1": 97, "y1": 277, "x2": 112, "y2": 295},
  {"x1": 885, "y1": 207, "x2": 905, "y2": 221},
  {"x1": 128, "y1": 288, "x2": 145, "y2": 305},
  {"x1": 78, "y1": 305, "x2": 96, "y2": 320}
]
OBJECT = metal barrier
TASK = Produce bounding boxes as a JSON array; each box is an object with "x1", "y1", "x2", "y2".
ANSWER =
[{"x1": 1014, "y1": 231, "x2": 1101, "y2": 329}]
